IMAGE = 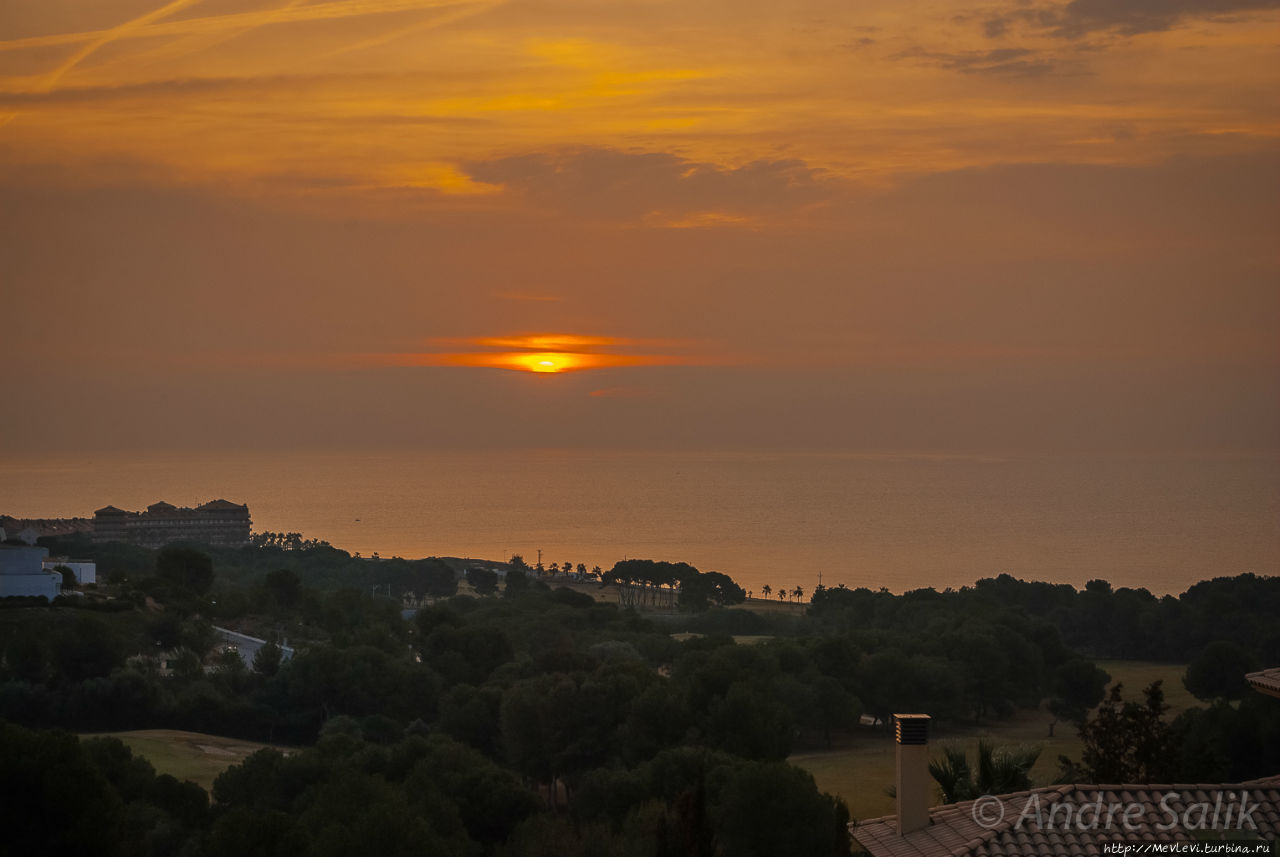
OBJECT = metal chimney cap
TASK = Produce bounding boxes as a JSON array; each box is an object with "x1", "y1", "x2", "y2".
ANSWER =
[{"x1": 894, "y1": 713, "x2": 931, "y2": 745}]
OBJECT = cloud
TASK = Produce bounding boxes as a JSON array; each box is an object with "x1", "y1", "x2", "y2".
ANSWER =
[
  {"x1": 983, "y1": 0, "x2": 1280, "y2": 38},
  {"x1": 462, "y1": 147, "x2": 832, "y2": 222},
  {"x1": 893, "y1": 47, "x2": 1063, "y2": 77}
]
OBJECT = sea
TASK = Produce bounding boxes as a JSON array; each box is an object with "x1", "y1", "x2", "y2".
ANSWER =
[{"x1": 1, "y1": 449, "x2": 1276, "y2": 597}]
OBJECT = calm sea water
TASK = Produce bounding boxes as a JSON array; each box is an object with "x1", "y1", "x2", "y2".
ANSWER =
[{"x1": 1, "y1": 450, "x2": 1276, "y2": 597}]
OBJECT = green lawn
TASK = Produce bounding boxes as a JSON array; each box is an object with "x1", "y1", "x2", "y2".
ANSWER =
[
  {"x1": 790, "y1": 659, "x2": 1193, "y2": 823},
  {"x1": 82, "y1": 729, "x2": 284, "y2": 791}
]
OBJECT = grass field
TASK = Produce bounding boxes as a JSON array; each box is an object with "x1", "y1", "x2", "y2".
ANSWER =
[
  {"x1": 82, "y1": 729, "x2": 284, "y2": 791},
  {"x1": 733, "y1": 597, "x2": 808, "y2": 616},
  {"x1": 790, "y1": 659, "x2": 1193, "y2": 822}
]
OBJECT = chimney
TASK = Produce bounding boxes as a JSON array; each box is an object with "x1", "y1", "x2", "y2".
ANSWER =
[{"x1": 894, "y1": 713, "x2": 931, "y2": 835}]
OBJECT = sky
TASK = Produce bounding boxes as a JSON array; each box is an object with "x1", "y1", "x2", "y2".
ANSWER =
[{"x1": 1, "y1": 0, "x2": 1278, "y2": 454}]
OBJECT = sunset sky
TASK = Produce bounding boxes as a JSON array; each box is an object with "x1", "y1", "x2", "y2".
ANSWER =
[{"x1": 2, "y1": 0, "x2": 1277, "y2": 453}]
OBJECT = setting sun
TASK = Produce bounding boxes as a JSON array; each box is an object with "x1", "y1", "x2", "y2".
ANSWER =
[
  {"x1": 518, "y1": 352, "x2": 580, "y2": 373},
  {"x1": 372, "y1": 333, "x2": 709, "y2": 374}
]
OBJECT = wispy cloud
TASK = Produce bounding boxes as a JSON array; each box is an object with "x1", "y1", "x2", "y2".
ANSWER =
[
  {"x1": 892, "y1": 47, "x2": 1064, "y2": 77},
  {"x1": 981, "y1": 0, "x2": 1280, "y2": 38},
  {"x1": 463, "y1": 147, "x2": 831, "y2": 223}
]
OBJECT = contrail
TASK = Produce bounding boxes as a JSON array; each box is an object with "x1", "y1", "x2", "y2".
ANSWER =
[
  {"x1": 88, "y1": 0, "x2": 312, "y2": 75},
  {"x1": 1, "y1": 0, "x2": 480, "y2": 54},
  {"x1": 324, "y1": 1, "x2": 501, "y2": 59},
  {"x1": 40, "y1": 0, "x2": 205, "y2": 92}
]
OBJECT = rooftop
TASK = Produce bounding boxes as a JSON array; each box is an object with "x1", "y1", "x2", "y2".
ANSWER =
[
  {"x1": 853, "y1": 777, "x2": 1280, "y2": 857},
  {"x1": 197, "y1": 499, "x2": 248, "y2": 512},
  {"x1": 1247, "y1": 668, "x2": 1280, "y2": 699}
]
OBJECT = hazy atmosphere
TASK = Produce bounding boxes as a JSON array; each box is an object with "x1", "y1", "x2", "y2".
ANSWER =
[
  {"x1": 3, "y1": 4, "x2": 1280, "y2": 856},
  {"x1": 2, "y1": 0, "x2": 1277, "y2": 455}
]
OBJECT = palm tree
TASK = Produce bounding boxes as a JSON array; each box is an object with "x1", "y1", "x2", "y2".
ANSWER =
[
  {"x1": 793, "y1": 585, "x2": 804, "y2": 603},
  {"x1": 928, "y1": 741, "x2": 1041, "y2": 803},
  {"x1": 762, "y1": 584, "x2": 772, "y2": 601}
]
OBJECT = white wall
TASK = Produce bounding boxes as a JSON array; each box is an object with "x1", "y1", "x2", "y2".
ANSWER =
[{"x1": 43, "y1": 559, "x2": 97, "y2": 585}]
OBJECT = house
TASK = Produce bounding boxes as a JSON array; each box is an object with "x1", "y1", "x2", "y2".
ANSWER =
[
  {"x1": 852, "y1": 712, "x2": 1280, "y2": 857},
  {"x1": 212, "y1": 626, "x2": 295, "y2": 669},
  {"x1": 41, "y1": 557, "x2": 97, "y2": 585},
  {"x1": 0, "y1": 544, "x2": 62, "y2": 600},
  {"x1": 0, "y1": 523, "x2": 40, "y2": 546},
  {"x1": 0, "y1": 515, "x2": 94, "y2": 543}
]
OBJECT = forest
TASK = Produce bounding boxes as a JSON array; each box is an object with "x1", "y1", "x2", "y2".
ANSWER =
[{"x1": 2, "y1": 535, "x2": 1278, "y2": 855}]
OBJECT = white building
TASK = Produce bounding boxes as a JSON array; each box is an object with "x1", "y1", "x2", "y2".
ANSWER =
[
  {"x1": 0, "y1": 545, "x2": 62, "y2": 600},
  {"x1": 42, "y1": 557, "x2": 97, "y2": 586}
]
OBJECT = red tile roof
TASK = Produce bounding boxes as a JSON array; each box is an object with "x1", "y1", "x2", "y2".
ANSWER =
[
  {"x1": 1247, "y1": 668, "x2": 1280, "y2": 699},
  {"x1": 853, "y1": 777, "x2": 1280, "y2": 857}
]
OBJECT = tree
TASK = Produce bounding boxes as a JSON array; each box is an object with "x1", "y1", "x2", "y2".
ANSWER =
[
  {"x1": 216, "y1": 647, "x2": 246, "y2": 676},
  {"x1": 466, "y1": 568, "x2": 499, "y2": 596},
  {"x1": 50, "y1": 615, "x2": 125, "y2": 682},
  {"x1": 253, "y1": 640, "x2": 284, "y2": 677},
  {"x1": 1047, "y1": 659, "x2": 1110, "y2": 736},
  {"x1": 928, "y1": 741, "x2": 1040, "y2": 803},
  {"x1": 793, "y1": 585, "x2": 804, "y2": 603},
  {"x1": 0, "y1": 722, "x2": 124, "y2": 854},
  {"x1": 180, "y1": 616, "x2": 218, "y2": 655},
  {"x1": 1063, "y1": 681, "x2": 1173, "y2": 782},
  {"x1": 709, "y1": 761, "x2": 850, "y2": 857},
  {"x1": 504, "y1": 569, "x2": 529, "y2": 597},
  {"x1": 155, "y1": 547, "x2": 214, "y2": 595},
  {"x1": 264, "y1": 569, "x2": 302, "y2": 611},
  {"x1": 403, "y1": 736, "x2": 539, "y2": 847},
  {"x1": 52, "y1": 564, "x2": 76, "y2": 591},
  {"x1": 1183, "y1": 641, "x2": 1257, "y2": 702},
  {"x1": 705, "y1": 682, "x2": 794, "y2": 761},
  {"x1": 148, "y1": 613, "x2": 184, "y2": 650},
  {"x1": 5, "y1": 633, "x2": 47, "y2": 683},
  {"x1": 762, "y1": 585, "x2": 772, "y2": 601},
  {"x1": 677, "y1": 570, "x2": 745, "y2": 612}
]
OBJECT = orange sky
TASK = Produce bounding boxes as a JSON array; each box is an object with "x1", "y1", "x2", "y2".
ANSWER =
[{"x1": 1, "y1": 0, "x2": 1277, "y2": 453}]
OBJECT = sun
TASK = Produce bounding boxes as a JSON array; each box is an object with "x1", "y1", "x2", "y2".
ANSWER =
[
  {"x1": 378, "y1": 333, "x2": 706, "y2": 373},
  {"x1": 513, "y1": 352, "x2": 583, "y2": 373}
]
